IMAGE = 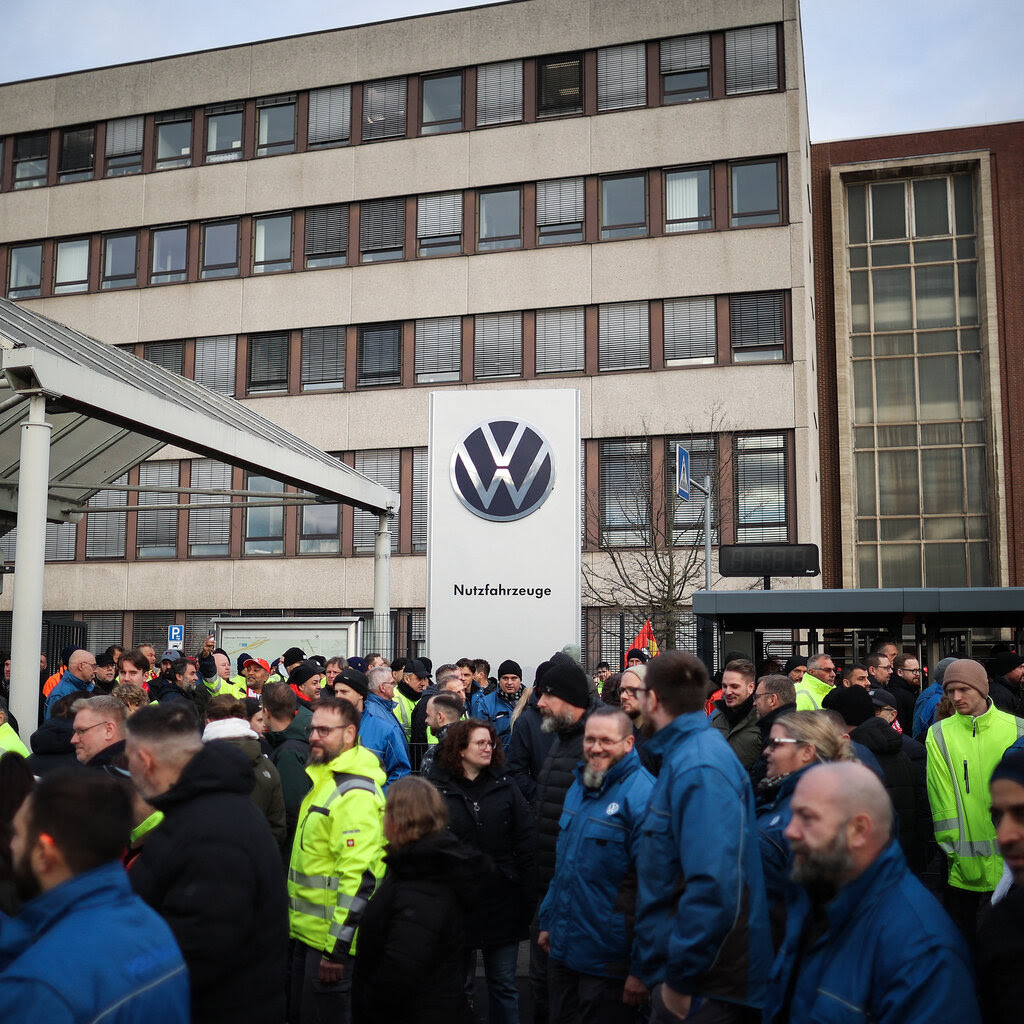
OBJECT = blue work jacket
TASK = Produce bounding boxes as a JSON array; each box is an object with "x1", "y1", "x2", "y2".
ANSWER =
[{"x1": 360, "y1": 691, "x2": 411, "y2": 789}]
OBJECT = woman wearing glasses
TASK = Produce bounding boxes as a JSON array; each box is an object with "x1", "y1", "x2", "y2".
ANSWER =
[
  {"x1": 756, "y1": 710, "x2": 853, "y2": 945},
  {"x1": 428, "y1": 719, "x2": 535, "y2": 1024}
]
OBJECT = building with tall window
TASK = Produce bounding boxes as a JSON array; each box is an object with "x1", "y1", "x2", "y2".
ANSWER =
[{"x1": 0, "y1": 0, "x2": 818, "y2": 665}]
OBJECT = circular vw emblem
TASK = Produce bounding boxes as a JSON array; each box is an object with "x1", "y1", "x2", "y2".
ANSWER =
[{"x1": 450, "y1": 418, "x2": 555, "y2": 522}]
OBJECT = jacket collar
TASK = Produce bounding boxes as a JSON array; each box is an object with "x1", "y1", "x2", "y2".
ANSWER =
[
  {"x1": 59, "y1": 669, "x2": 92, "y2": 692},
  {"x1": 948, "y1": 699, "x2": 997, "y2": 729},
  {"x1": 646, "y1": 709, "x2": 710, "y2": 755}
]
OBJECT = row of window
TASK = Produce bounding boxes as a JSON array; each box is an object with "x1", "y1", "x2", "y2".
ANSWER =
[
  {"x1": 129, "y1": 290, "x2": 790, "y2": 403},
  {"x1": 2, "y1": 157, "x2": 786, "y2": 299},
  {"x1": 0, "y1": 25, "x2": 782, "y2": 192},
  {"x1": 0, "y1": 431, "x2": 792, "y2": 566}
]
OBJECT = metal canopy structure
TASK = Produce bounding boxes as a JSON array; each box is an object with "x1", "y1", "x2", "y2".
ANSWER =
[{"x1": 0, "y1": 297, "x2": 401, "y2": 738}]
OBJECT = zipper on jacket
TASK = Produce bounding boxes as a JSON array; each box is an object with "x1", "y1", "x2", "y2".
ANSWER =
[{"x1": 963, "y1": 759, "x2": 970, "y2": 794}]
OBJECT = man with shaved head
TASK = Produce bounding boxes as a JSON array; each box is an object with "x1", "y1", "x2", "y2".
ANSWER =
[{"x1": 763, "y1": 762, "x2": 980, "y2": 1024}]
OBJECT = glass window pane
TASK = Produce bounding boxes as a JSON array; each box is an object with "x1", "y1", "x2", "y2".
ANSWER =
[
  {"x1": 54, "y1": 239, "x2": 89, "y2": 294},
  {"x1": 850, "y1": 271, "x2": 869, "y2": 333},
  {"x1": 102, "y1": 234, "x2": 137, "y2": 288},
  {"x1": 852, "y1": 360, "x2": 874, "y2": 424},
  {"x1": 872, "y1": 268, "x2": 912, "y2": 330},
  {"x1": 917, "y1": 355, "x2": 959, "y2": 421},
  {"x1": 873, "y1": 357, "x2": 915, "y2": 424},
  {"x1": 924, "y1": 543, "x2": 966, "y2": 587},
  {"x1": 855, "y1": 452, "x2": 876, "y2": 515},
  {"x1": 421, "y1": 73, "x2": 462, "y2": 133},
  {"x1": 847, "y1": 184, "x2": 866, "y2": 245},
  {"x1": 254, "y1": 214, "x2": 292, "y2": 273},
  {"x1": 921, "y1": 448, "x2": 963, "y2": 514},
  {"x1": 257, "y1": 104, "x2": 295, "y2": 155},
  {"x1": 601, "y1": 175, "x2": 646, "y2": 239},
  {"x1": 731, "y1": 161, "x2": 780, "y2": 226},
  {"x1": 912, "y1": 179, "x2": 949, "y2": 236},
  {"x1": 156, "y1": 121, "x2": 191, "y2": 167},
  {"x1": 958, "y1": 263, "x2": 978, "y2": 325},
  {"x1": 202, "y1": 222, "x2": 238, "y2": 278},
  {"x1": 871, "y1": 182, "x2": 906, "y2": 240},
  {"x1": 964, "y1": 447, "x2": 987, "y2": 514},
  {"x1": 915, "y1": 264, "x2": 956, "y2": 328},
  {"x1": 857, "y1": 545, "x2": 879, "y2": 587},
  {"x1": 8, "y1": 245, "x2": 43, "y2": 298},
  {"x1": 245, "y1": 475, "x2": 284, "y2": 555},
  {"x1": 538, "y1": 55, "x2": 582, "y2": 116},
  {"x1": 152, "y1": 227, "x2": 188, "y2": 283},
  {"x1": 206, "y1": 110, "x2": 243, "y2": 161},
  {"x1": 877, "y1": 450, "x2": 919, "y2": 515},
  {"x1": 478, "y1": 189, "x2": 521, "y2": 250},
  {"x1": 954, "y1": 174, "x2": 975, "y2": 235},
  {"x1": 879, "y1": 543, "x2": 922, "y2": 587},
  {"x1": 961, "y1": 352, "x2": 983, "y2": 420},
  {"x1": 968, "y1": 542, "x2": 990, "y2": 586},
  {"x1": 665, "y1": 168, "x2": 711, "y2": 232}
]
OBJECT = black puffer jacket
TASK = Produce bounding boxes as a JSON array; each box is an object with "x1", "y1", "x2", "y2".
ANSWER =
[
  {"x1": 354, "y1": 831, "x2": 482, "y2": 1024},
  {"x1": 26, "y1": 716, "x2": 80, "y2": 776},
  {"x1": 507, "y1": 689, "x2": 556, "y2": 804},
  {"x1": 429, "y1": 765, "x2": 535, "y2": 946},
  {"x1": 129, "y1": 742, "x2": 289, "y2": 1024}
]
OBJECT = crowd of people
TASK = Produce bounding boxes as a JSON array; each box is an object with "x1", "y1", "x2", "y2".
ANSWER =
[{"x1": 0, "y1": 637, "x2": 1022, "y2": 1023}]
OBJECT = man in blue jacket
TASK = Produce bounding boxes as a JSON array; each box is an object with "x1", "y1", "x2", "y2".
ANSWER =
[
  {"x1": 764, "y1": 761, "x2": 980, "y2": 1024},
  {"x1": 538, "y1": 707, "x2": 654, "y2": 1023},
  {"x1": 634, "y1": 652, "x2": 771, "y2": 1023},
  {"x1": 43, "y1": 648, "x2": 96, "y2": 718},
  {"x1": 0, "y1": 772, "x2": 189, "y2": 1023},
  {"x1": 334, "y1": 665, "x2": 410, "y2": 789},
  {"x1": 471, "y1": 658, "x2": 525, "y2": 750}
]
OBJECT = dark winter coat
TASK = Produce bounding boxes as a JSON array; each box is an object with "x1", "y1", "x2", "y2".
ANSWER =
[
  {"x1": 150, "y1": 678, "x2": 209, "y2": 718},
  {"x1": 266, "y1": 707, "x2": 313, "y2": 843},
  {"x1": 709, "y1": 695, "x2": 763, "y2": 770},
  {"x1": 748, "y1": 701, "x2": 797, "y2": 788},
  {"x1": 429, "y1": 765, "x2": 536, "y2": 946},
  {"x1": 25, "y1": 717, "x2": 79, "y2": 776},
  {"x1": 989, "y1": 675, "x2": 1024, "y2": 716},
  {"x1": 507, "y1": 689, "x2": 556, "y2": 804},
  {"x1": 977, "y1": 883, "x2": 1024, "y2": 1024},
  {"x1": 84, "y1": 738, "x2": 126, "y2": 769},
  {"x1": 886, "y1": 675, "x2": 921, "y2": 734},
  {"x1": 214, "y1": 734, "x2": 288, "y2": 851},
  {"x1": 353, "y1": 831, "x2": 481, "y2": 1024},
  {"x1": 129, "y1": 742, "x2": 289, "y2": 1024}
]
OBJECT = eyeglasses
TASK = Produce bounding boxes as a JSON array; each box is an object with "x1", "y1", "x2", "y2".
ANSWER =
[
  {"x1": 900, "y1": 668, "x2": 921, "y2": 675},
  {"x1": 72, "y1": 721, "x2": 110, "y2": 736},
  {"x1": 753, "y1": 691, "x2": 772, "y2": 701},
  {"x1": 470, "y1": 740, "x2": 494, "y2": 749},
  {"x1": 309, "y1": 724, "x2": 347, "y2": 737},
  {"x1": 765, "y1": 737, "x2": 802, "y2": 750},
  {"x1": 620, "y1": 686, "x2": 647, "y2": 697},
  {"x1": 584, "y1": 735, "x2": 629, "y2": 747}
]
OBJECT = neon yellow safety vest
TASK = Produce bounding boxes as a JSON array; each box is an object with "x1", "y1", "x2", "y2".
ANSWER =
[
  {"x1": 0, "y1": 721, "x2": 29, "y2": 757},
  {"x1": 204, "y1": 676, "x2": 246, "y2": 699},
  {"x1": 795, "y1": 674, "x2": 832, "y2": 711},
  {"x1": 392, "y1": 690, "x2": 416, "y2": 741},
  {"x1": 926, "y1": 702, "x2": 1024, "y2": 892}
]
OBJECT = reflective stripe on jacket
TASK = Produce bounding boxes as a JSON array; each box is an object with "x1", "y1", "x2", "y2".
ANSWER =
[{"x1": 925, "y1": 702, "x2": 1024, "y2": 891}]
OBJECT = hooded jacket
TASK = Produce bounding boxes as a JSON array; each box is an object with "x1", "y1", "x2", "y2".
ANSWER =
[
  {"x1": 538, "y1": 747, "x2": 654, "y2": 977},
  {"x1": 709, "y1": 694, "x2": 763, "y2": 770},
  {"x1": 129, "y1": 742, "x2": 289, "y2": 1024}
]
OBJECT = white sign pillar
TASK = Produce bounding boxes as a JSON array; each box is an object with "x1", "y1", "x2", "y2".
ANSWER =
[{"x1": 427, "y1": 390, "x2": 581, "y2": 683}]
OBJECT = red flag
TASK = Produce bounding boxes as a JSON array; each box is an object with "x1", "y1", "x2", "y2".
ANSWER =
[{"x1": 625, "y1": 620, "x2": 659, "y2": 666}]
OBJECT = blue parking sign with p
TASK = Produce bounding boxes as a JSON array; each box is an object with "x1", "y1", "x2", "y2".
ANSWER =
[
  {"x1": 676, "y1": 444, "x2": 690, "y2": 502},
  {"x1": 168, "y1": 624, "x2": 184, "y2": 649}
]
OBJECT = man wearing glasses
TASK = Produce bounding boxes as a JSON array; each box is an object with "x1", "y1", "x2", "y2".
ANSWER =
[
  {"x1": 794, "y1": 653, "x2": 835, "y2": 711},
  {"x1": 889, "y1": 653, "x2": 922, "y2": 733},
  {"x1": 288, "y1": 697, "x2": 386, "y2": 1024},
  {"x1": 70, "y1": 694, "x2": 127, "y2": 767}
]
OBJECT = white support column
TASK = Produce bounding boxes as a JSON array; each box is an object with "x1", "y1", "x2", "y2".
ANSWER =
[
  {"x1": 372, "y1": 513, "x2": 392, "y2": 660},
  {"x1": 10, "y1": 396, "x2": 52, "y2": 739}
]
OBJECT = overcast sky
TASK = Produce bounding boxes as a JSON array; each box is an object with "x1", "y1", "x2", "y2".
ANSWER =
[{"x1": 1, "y1": 0, "x2": 1020, "y2": 142}]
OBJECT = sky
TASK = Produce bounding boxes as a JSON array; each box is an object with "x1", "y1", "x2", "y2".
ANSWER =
[{"x1": 0, "y1": 0, "x2": 1020, "y2": 142}]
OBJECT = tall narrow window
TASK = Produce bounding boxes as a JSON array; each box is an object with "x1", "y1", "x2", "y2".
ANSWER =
[
  {"x1": 245, "y1": 474, "x2": 285, "y2": 555},
  {"x1": 597, "y1": 43, "x2": 646, "y2": 111},
  {"x1": 302, "y1": 326, "x2": 345, "y2": 391},
  {"x1": 300, "y1": 499, "x2": 340, "y2": 554},
  {"x1": 601, "y1": 175, "x2": 647, "y2": 239},
  {"x1": 664, "y1": 296, "x2": 716, "y2": 364},
  {"x1": 412, "y1": 448, "x2": 428, "y2": 553},
  {"x1": 421, "y1": 72, "x2": 463, "y2": 134},
  {"x1": 415, "y1": 316, "x2": 461, "y2": 383},
  {"x1": 535, "y1": 307, "x2": 584, "y2": 374},
  {"x1": 137, "y1": 461, "x2": 179, "y2": 559},
  {"x1": 144, "y1": 341, "x2": 184, "y2": 375},
  {"x1": 735, "y1": 433, "x2": 788, "y2": 542},
  {"x1": 201, "y1": 220, "x2": 239, "y2": 278},
  {"x1": 14, "y1": 133, "x2": 49, "y2": 188},
  {"x1": 537, "y1": 177, "x2": 584, "y2": 245},
  {"x1": 353, "y1": 451, "x2": 400, "y2": 553},
  {"x1": 660, "y1": 34, "x2": 711, "y2": 103},
  {"x1": 599, "y1": 440, "x2": 650, "y2": 546},
  {"x1": 257, "y1": 95, "x2": 296, "y2": 156},
  {"x1": 725, "y1": 25, "x2": 779, "y2": 95},
  {"x1": 665, "y1": 167, "x2": 712, "y2": 232},
  {"x1": 360, "y1": 198, "x2": 405, "y2": 262},
  {"x1": 105, "y1": 116, "x2": 143, "y2": 175},
  {"x1": 189, "y1": 459, "x2": 232, "y2": 556},
  {"x1": 59, "y1": 126, "x2": 94, "y2": 183},
  {"x1": 155, "y1": 111, "x2": 192, "y2": 169},
  {"x1": 599, "y1": 301, "x2": 649, "y2": 371},
  {"x1": 8, "y1": 245, "x2": 43, "y2": 299},
  {"x1": 305, "y1": 204, "x2": 348, "y2": 268},
  {"x1": 151, "y1": 226, "x2": 188, "y2": 283},
  {"x1": 194, "y1": 335, "x2": 236, "y2": 396},
  {"x1": 730, "y1": 159, "x2": 782, "y2": 227},
  {"x1": 358, "y1": 324, "x2": 402, "y2": 387},
  {"x1": 247, "y1": 332, "x2": 289, "y2": 393},
  {"x1": 86, "y1": 474, "x2": 127, "y2": 559},
  {"x1": 537, "y1": 54, "x2": 582, "y2": 117},
  {"x1": 417, "y1": 193, "x2": 463, "y2": 255},
  {"x1": 53, "y1": 239, "x2": 90, "y2": 294},
  {"x1": 363, "y1": 78, "x2": 407, "y2": 140},
  {"x1": 102, "y1": 233, "x2": 137, "y2": 289},
  {"x1": 477, "y1": 60, "x2": 522, "y2": 126},
  {"x1": 474, "y1": 312, "x2": 522, "y2": 379},
  {"x1": 478, "y1": 188, "x2": 521, "y2": 251},
  {"x1": 205, "y1": 102, "x2": 243, "y2": 162},
  {"x1": 730, "y1": 292, "x2": 785, "y2": 362},
  {"x1": 308, "y1": 86, "x2": 351, "y2": 148},
  {"x1": 253, "y1": 213, "x2": 293, "y2": 273}
]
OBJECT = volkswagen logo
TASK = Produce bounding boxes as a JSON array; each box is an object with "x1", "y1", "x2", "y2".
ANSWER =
[{"x1": 450, "y1": 418, "x2": 555, "y2": 522}]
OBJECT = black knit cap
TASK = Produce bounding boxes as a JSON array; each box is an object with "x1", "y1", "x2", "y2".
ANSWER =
[
  {"x1": 282, "y1": 647, "x2": 306, "y2": 665},
  {"x1": 822, "y1": 685, "x2": 874, "y2": 727},
  {"x1": 625, "y1": 648, "x2": 648, "y2": 664},
  {"x1": 337, "y1": 667, "x2": 369, "y2": 698},
  {"x1": 783, "y1": 655, "x2": 808, "y2": 674},
  {"x1": 288, "y1": 661, "x2": 322, "y2": 690},
  {"x1": 537, "y1": 659, "x2": 589, "y2": 709},
  {"x1": 498, "y1": 659, "x2": 522, "y2": 679}
]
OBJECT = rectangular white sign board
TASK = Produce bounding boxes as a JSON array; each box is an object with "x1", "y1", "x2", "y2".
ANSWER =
[{"x1": 427, "y1": 389, "x2": 581, "y2": 685}]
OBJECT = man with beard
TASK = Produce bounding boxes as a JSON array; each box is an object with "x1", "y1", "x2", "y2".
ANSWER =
[
  {"x1": 619, "y1": 665, "x2": 660, "y2": 775},
  {"x1": 0, "y1": 773, "x2": 189, "y2": 1021},
  {"x1": 288, "y1": 698, "x2": 386, "y2": 1024},
  {"x1": 764, "y1": 762, "x2": 980, "y2": 1024},
  {"x1": 152, "y1": 658, "x2": 210, "y2": 718},
  {"x1": 748, "y1": 674, "x2": 797, "y2": 788},
  {"x1": 708, "y1": 659, "x2": 762, "y2": 770},
  {"x1": 537, "y1": 708, "x2": 654, "y2": 1023}
]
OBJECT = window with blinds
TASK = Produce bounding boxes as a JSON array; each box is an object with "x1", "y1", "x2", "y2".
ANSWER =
[
  {"x1": 189, "y1": 459, "x2": 232, "y2": 556},
  {"x1": 660, "y1": 33, "x2": 710, "y2": 103},
  {"x1": 305, "y1": 204, "x2": 349, "y2": 268},
  {"x1": 82, "y1": 613, "x2": 125, "y2": 652},
  {"x1": 363, "y1": 78, "x2": 407, "y2": 140},
  {"x1": 538, "y1": 54, "x2": 583, "y2": 117},
  {"x1": 358, "y1": 324, "x2": 402, "y2": 386},
  {"x1": 597, "y1": 43, "x2": 646, "y2": 111},
  {"x1": 412, "y1": 447, "x2": 428, "y2": 553},
  {"x1": 194, "y1": 335, "x2": 236, "y2": 396},
  {"x1": 599, "y1": 302, "x2": 649, "y2": 371},
  {"x1": 144, "y1": 341, "x2": 184, "y2": 375},
  {"x1": 664, "y1": 297, "x2": 716, "y2": 364},
  {"x1": 43, "y1": 522, "x2": 76, "y2": 562},
  {"x1": 599, "y1": 440, "x2": 650, "y2": 547},
  {"x1": 735, "y1": 433, "x2": 788, "y2": 542},
  {"x1": 665, "y1": 436, "x2": 717, "y2": 544},
  {"x1": 86, "y1": 474, "x2": 127, "y2": 559},
  {"x1": 105, "y1": 116, "x2": 144, "y2": 175},
  {"x1": 415, "y1": 317, "x2": 461, "y2": 383},
  {"x1": 247, "y1": 332, "x2": 290, "y2": 393},
  {"x1": 245, "y1": 474, "x2": 285, "y2": 555},
  {"x1": 725, "y1": 25, "x2": 779, "y2": 95},
  {"x1": 131, "y1": 612, "x2": 175, "y2": 649},
  {"x1": 308, "y1": 85, "x2": 351, "y2": 147},
  {"x1": 137, "y1": 461, "x2": 179, "y2": 559},
  {"x1": 417, "y1": 193, "x2": 463, "y2": 255},
  {"x1": 474, "y1": 313, "x2": 522, "y2": 379},
  {"x1": 302, "y1": 326, "x2": 345, "y2": 391},
  {"x1": 537, "y1": 177, "x2": 584, "y2": 245},
  {"x1": 477, "y1": 61, "x2": 523, "y2": 126},
  {"x1": 353, "y1": 451, "x2": 400, "y2": 554},
  {"x1": 360, "y1": 198, "x2": 405, "y2": 262},
  {"x1": 665, "y1": 167, "x2": 712, "y2": 232},
  {"x1": 536, "y1": 307, "x2": 584, "y2": 374},
  {"x1": 54, "y1": 239, "x2": 90, "y2": 294},
  {"x1": 730, "y1": 292, "x2": 785, "y2": 361}
]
